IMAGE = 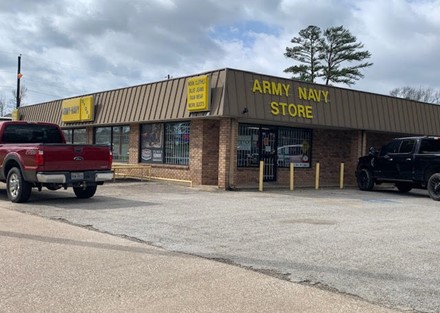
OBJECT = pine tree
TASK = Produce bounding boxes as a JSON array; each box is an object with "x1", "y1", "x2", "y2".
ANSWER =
[
  {"x1": 284, "y1": 25, "x2": 323, "y2": 83},
  {"x1": 284, "y1": 25, "x2": 373, "y2": 86},
  {"x1": 320, "y1": 26, "x2": 373, "y2": 86}
]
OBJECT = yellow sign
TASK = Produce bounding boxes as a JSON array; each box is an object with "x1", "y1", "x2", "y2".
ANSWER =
[
  {"x1": 11, "y1": 109, "x2": 20, "y2": 121},
  {"x1": 187, "y1": 75, "x2": 210, "y2": 112},
  {"x1": 62, "y1": 96, "x2": 94, "y2": 123}
]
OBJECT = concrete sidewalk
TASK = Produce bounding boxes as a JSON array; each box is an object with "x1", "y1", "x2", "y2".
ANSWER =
[{"x1": 0, "y1": 207, "x2": 399, "y2": 313}]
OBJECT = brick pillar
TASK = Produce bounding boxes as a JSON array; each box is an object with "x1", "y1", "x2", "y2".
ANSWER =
[
  {"x1": 86, "y1": 126, "x2": 94, "y2": 144},
  {"x1": 189, "y1": 120, "x2": 220, "y2": 186},
  {"x1": 190, "y1": 120, "x2": 203, "y2": 185},
  {"x1": 218, "y1": 118, "x2": 237, "y2": 189},
  {"x1": 129, "y1": 123, "x2": 140, "y2": 164}
]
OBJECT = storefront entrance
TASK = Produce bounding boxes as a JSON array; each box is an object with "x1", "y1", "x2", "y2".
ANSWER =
[{"x1": 260, "y1": 127, "x2": 277, "y2": 181}]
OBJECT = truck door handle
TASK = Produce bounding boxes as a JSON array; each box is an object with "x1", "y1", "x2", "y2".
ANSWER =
[{"x1": 406, "y1": 158, "x2": 412, "y2": 161}]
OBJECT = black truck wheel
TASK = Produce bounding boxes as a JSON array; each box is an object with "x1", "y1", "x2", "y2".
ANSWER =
[
  {"x1": 6, "y1": 167, "x2": 32, "y2": 203},
  {"x1": 395, "y1": 182, "x2": 412, "y2": 193},
  {"x1": 427, "y1": 173, "x2": 440, "y2": 201},
  {"x1": 73, "y1": 185, "x2": 97, "y2": 199},
  {"x1": 357, "y1": 168, "x2": 374, "y2": 191}
]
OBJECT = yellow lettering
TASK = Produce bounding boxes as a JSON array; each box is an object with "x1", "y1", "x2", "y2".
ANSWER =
[
  {"x1": 298, "y1": 87, "x2": 307, "y2": 100},
  {"x1": 252, "y1": 79, "x2": 262, "y2": 93},
  {"x1": 305, "y1": 106, "x2": 313, "y2": 118},
  {"x1": 322, "y1": 90, "x2": 329, "y2": 103},
  {"x1": 262, "y1": 80, "x2": 271, "y2": 94},
  {"x1": 279, "y1": 102, "x2": 288, "y2": 115},
  {"x1": 297, "y1": 105, "x2": 306, "y2": 117},
  {"x1": 270, "y1": 102, "x2": 313, "y2": 119},
  {"x1": 270, "y1": 101, "x2": 280, "y2": 115},
  {"x1": 283, "y1": 84, "x2": 290, "y2": 97},
  {"x1": 313, "y1": 89, "x2": 321, "y2": 102},
  {"x1": 308, "y1": 89, "x2": 316, "y2": 102},
  {"x1": 288, "y1": 104, "x2": 297, "y2": 117},
  {"x1": 271, "y1": 82, "x2": 282, "y2": 96}
]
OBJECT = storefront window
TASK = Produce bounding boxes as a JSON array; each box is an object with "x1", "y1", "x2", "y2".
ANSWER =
[
  {"x1": 237, "y1": 124, "x2": 312, "y2": 168},
  {"x1": 277, "y1": 127, "x2": 312, "y2": 168},
  {"x1": 237, "y1": 125, "x2": 260, "y2": 167},
  {"x1": 165, "y1": 122, "x2": 190, "y2": 165},
  {"x1": 63, "y1": 129, "x2": 72, "y2": 143},
  {"x1": 95, "y1": 126, "x2": 130, "y2": 163},
  {"x1": 62, "y1": 128, "x2": 87, "y2": 144},
  {"x1": 140, "y1": 122, "x2": 190, "y2": 165},
  {"x1": 140, "y1": 123, "x2": 164, "y2": 163}
]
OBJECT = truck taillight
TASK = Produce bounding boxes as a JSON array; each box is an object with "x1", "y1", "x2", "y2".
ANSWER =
[
  {"x1": 36, "y1": 150, "x2": 44, "y2": 166},
  {"x1": 109, "y1": 150, "x2": 113, "y2": 166}
]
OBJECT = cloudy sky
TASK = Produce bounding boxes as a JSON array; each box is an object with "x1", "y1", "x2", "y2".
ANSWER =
[{"x1": 0, "y1": 0, "x2": 439, "y2": 110}]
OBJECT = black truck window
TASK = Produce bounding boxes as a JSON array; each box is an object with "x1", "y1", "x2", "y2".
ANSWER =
[
  {"x1": 398, "y1": 139, "x2": 415, "y2": 154},
  {"x1": 419, "y1": 139, "x2": 440, "y2": 154},
  {"x1": 2, "y1": 124, "x2": 63, "y2": 144},
  {"x1": 379, "y1": 140, "x2": 400, "y2": 156}
]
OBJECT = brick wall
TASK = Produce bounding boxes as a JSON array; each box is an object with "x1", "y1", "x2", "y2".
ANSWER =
[
  {"x1": 366, "y1": 131, "x2": 399, "y2": 152},
  {"x1": 189, "y1": 119, "x2": 221, "y2": 185}
]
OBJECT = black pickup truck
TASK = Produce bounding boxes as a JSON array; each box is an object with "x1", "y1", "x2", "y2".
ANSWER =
[{"x1": 356, "y1": 136, "x2": 440, "y2": 200}]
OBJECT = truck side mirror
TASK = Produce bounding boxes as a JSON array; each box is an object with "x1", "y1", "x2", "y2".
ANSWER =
[{"x1": 369, "y1": 147, "x2": 378, "y2": 156}]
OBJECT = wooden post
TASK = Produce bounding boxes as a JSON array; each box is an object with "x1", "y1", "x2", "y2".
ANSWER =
[
  {"x1": 290, "y1": 162, "x2": 294, "y2": 191},
  {"x1": 340, "y1": 163, "x2": 345, "y2": 189},
  {"x1": 315, "y1": 162, "x2": 320, "y2": 190}
]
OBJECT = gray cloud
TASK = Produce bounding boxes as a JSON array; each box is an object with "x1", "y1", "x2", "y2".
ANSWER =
[{"x1": 0, "y1": 0, "x2": 439, "y2": 108}]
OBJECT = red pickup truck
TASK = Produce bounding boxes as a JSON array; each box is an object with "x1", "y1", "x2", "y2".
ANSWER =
[{"x1": 0, "y1": 121, "x2": 113, "y2": 203}]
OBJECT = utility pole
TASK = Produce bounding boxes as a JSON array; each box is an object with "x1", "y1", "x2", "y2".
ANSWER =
[{"x1": 16, "y1": 54, "x2": 22, "y2": 108}]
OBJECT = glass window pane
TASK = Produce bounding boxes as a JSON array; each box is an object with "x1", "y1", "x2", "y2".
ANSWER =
[
  {"x1": 63, "y1": 129, "x2": 73, "y2": 144},
  {"x1": 141, "y1": 123, "x2": 164, "y2": 163},
  {"x1": 237, "y1": 124, "x2": 260, "y2": 167},
  {"x1": 73, "y1": 128, "x2": 86, "y2": 144},
  {"x1": 277, "y1": 127, "x2": 312, "y2": 168},
  {"x1": 95, "y1": 127, "x2": 111, "y2": 145},
  {"x1": 112, "y1": 126, "x2": 130, "y2": 163},
  {"x1": 165, "y1": 122, "x2": 190, "y2": 165}
]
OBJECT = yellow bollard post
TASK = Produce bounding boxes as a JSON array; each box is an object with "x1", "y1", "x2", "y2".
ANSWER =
[
  {"x1": 315, "y1": 162, "x2": 320, "y2": 190},
  {"x1": 290, "y1": 162, "x2": 294, "y2": 191},
  {"x1": 340, "y1": 162, "x2": 345, "y2": 189},
  {"x1": 259, "y1": 160, "x2": 264, "y2": 192}
]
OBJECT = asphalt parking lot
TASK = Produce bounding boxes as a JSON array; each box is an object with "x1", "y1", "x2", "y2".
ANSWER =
[{"x1": 2, "y1": 181, "x2": 439, "y2": 313}]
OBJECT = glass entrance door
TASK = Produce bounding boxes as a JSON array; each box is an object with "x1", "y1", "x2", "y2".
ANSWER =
[{"x1": 260, "y1": 127, "x2": 277, "y2": 181}]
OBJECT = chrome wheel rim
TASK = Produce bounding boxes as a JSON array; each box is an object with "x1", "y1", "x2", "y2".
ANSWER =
[
  {"x1": 429, "y1": 177, "x2": 440, "y2": 196},
  {"x1": 8, "y1": 173, "x2": 20, "y2": 198}
]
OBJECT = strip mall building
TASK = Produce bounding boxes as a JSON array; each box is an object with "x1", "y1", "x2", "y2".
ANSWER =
[{"x1": 18, "y1": 68, "x2": 440, "y2": 189}]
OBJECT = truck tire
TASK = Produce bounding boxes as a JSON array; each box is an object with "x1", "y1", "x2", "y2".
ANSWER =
[
  {"x1": 427, "y1": 173, "x2": 440, "y2": 201},
  {"x1": 73, "y1": 185, "x2": 97, "y2": 199},
  {"x1": 357, "y1": 168, "x2": 374, "y2": 191},
  {"x1": 7, "y1": 167, "x2": 32, "y2": 203},
  {"x1": 395, "y1": 182, "x2": 412, "y2": 193}
]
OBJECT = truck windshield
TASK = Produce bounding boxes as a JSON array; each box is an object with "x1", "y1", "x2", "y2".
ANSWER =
[{"x1": 2, "y1": 124, "x2": 64, "y2": 144}]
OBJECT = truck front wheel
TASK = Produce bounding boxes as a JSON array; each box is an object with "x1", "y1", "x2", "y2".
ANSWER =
[
  {"x1": 357, "y1": 168, "x2": 374, "y2": 191},
  {"x1": 7, "y1": 167, "x2": 32, "y2": 203},
  {"x1": 427, "y1": 173, "x2": 440, "y2": 201},
  {"x1": 73, "y1": 185, "x2": 97, "y2": 199}
]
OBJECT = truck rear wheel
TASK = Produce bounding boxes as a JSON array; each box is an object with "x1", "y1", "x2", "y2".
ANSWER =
[
  {"x1": 73, "y1": 185, "x2": 97, "y2": 199},
  {"x1": 357, "y1": 168, "x2": 374, "y2": 191},
  {"x1": 7, "y1": 167, "x2": 32, "y2": 203},
  {"x1": 427, "y1": 173, "x2": 440, "y2": 201}
]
